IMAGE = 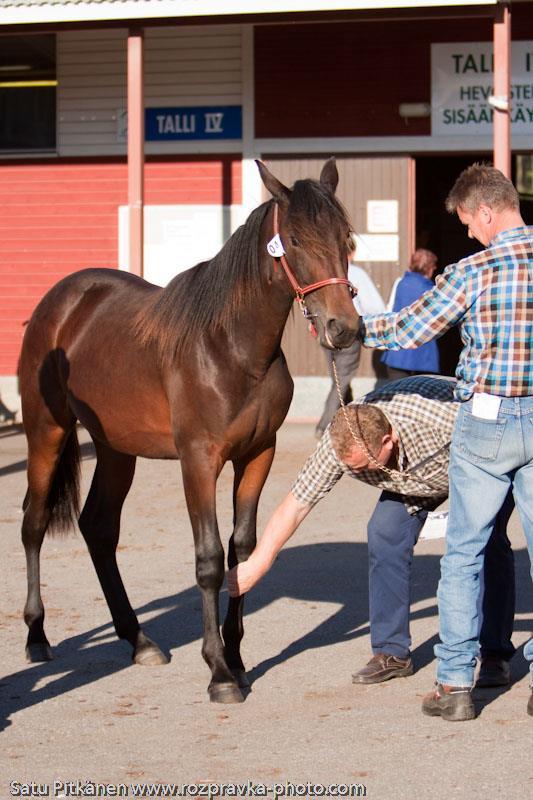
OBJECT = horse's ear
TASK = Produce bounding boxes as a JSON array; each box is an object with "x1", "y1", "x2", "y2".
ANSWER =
[
  {"x1": 320, "y1": 157, "x2": 339, "y2": 194},
  {"x1": 255, "y1": 160, "x2": 291, "y2": 204}
]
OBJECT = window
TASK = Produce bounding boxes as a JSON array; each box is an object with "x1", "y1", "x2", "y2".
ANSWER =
[{"x1": 0, "y1": 34, "x2": 56, "y2": 151}]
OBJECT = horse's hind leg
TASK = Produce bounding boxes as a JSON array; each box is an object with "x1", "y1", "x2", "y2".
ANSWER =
[
  {"x1": 23, "y1": 421, "x2": 78, "y2": 662},
  {"x1": 222, "y1": 441, "x2": 276, "y2": 687},
  {"x1": 78, "y1": 441, "x2": 168, "y2": 666}
]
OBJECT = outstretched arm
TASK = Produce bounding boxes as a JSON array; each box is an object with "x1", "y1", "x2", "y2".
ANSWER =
[
  {"x1": 362, "y1": 264, "x2": 468, "y2": 350},
  {"x1": 227, "y1": 491, "x2": 312, "y2": 596}
]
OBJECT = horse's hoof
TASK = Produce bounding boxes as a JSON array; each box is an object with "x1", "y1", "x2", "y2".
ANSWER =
[
  {"x1": 208, "y1": 683, "x2": 244, "y2": 704},
  {"x1": 231, "y1": 669, "x2": 250, "y2": 689},
  {"x1": 133, "y1": 644, "x2": 169, "y2": 666},
  {"x1": 26, "y1": 643, "x2": 53, "y2": 662}
]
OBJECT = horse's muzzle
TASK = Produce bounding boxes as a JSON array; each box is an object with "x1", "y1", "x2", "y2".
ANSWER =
[{"x1": 322, "y1": 317, "x2": 360, "y2": 350}]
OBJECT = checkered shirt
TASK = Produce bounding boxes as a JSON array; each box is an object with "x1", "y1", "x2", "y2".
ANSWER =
[
  {"x1": 291, "y1": 376, "x2": 458, "y2": 515},
  {"x1": 362, "y1": 227, "x2": 533, "y2": 401}
]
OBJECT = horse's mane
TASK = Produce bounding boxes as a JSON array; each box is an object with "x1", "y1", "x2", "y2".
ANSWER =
[{"x1": 135, "y1": 177, "x2": 351, "y2": 365}]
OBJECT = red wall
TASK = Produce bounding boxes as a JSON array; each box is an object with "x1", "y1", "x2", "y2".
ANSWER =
[
  {"x1": 0, "y1": 156, "x2": 241, "y2": 375},
  {"x1": 255, "y1": 15, "x2": 533, "y2": 138}
]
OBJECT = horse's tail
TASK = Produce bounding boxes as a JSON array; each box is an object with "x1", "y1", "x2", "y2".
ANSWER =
[
  {"x1": 48, "y1": 428, "x2": 81, "y2": 534},
  {"x1": 24, "y1": 427, "x2": 82, "y2": 536}
]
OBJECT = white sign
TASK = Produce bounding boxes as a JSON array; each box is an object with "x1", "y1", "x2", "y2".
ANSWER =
[
  {"x1": 432, "y1": 41, "x2": 533, "y2": 135},
  {"x1": 367, "y1": 200, "x2": 398, "y2": 233},
  {"x1": 352, "y1": 234, "x2": 399, "y2": 263},
  {"x1": 118, "y1": 204, "x2": 246, "y2": 285}
]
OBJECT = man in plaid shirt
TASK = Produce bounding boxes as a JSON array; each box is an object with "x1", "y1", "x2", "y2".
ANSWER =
[
  {"x1": 361, "y1": 164, "x2": 533, "y2": 721},
  {"x1": 228, "y1": 375, "x2": 515, "y2": 687}
]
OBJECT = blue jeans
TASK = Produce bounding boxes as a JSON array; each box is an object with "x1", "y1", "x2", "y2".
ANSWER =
[
  {"x1": 436, "y1": 396, "x2": 533, "y2": 688},
  {"x1": 367, "y1": 490, "x2": 515, "y2": 659}
]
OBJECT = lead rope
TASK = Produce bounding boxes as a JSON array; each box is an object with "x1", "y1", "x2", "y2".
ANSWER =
[{"x1": 331, "y1": 357, "x2": 444, "y2": 489}]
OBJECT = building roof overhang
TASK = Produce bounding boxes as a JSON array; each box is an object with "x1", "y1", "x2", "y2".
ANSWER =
[{"x1": 0, "y1": 1, "x2": 501, "y2": 29}]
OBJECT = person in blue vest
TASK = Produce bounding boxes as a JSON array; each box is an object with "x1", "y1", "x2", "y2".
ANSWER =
[{"x1": 381, "y1": 249, "x2": 440, "y2": 379}]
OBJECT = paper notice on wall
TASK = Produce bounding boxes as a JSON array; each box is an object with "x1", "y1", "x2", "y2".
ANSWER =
[{"x1": 367, "y1": 200, "x2": 399, "y2": 233}]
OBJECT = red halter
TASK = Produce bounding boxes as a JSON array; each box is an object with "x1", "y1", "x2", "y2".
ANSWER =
[{"x1": 269, "y1": 203, "x2": 357, "y2": 319}]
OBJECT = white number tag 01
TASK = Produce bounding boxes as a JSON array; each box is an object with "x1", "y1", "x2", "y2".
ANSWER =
[{"x1": 267, "y1": 234, "x2": 285, "y2": 257}]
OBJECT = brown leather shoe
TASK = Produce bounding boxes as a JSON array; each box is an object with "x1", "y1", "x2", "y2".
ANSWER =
[
  {"x1": 528, "y1": 690, "x2": 533, "y2": 717},
  {"x1": 422, "y1": 683, "x2": 475, "y2": 722},
  {"x1": 352, "y1": 653, "x2": 413, "y2": 684},
  {"x1": 476, "y1": 657, "x2": 511, "y2": 688}
]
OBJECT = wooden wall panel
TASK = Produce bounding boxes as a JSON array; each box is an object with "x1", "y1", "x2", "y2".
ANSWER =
[
  {"x1": 0, "y1": 156, "x2": 241, "y2": 375},
  {"x1": 145, "y1": 157, "x2": 241, "y2": 205},
  {"x1": 0, "y1": 160, "x2": 127, "y2": 375},
  {"x1": 145, "y1": 26, "x2": 242, "y2": 106},
  {"x1": 57, "y1": 25, "x2": 243, "y2": 157},
  {"x1": 58, "y1": 28, "x2": 127, "y2": 156}
]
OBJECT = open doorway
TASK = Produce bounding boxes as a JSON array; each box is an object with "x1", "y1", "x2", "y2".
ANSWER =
[
  {"x1": 416, "y1": 154, "x2": 533, "y2": 376},
  {"x1": 416, "y1": 155, "x2": 489, "y2": 268},
  {"x1": 416, "y1": 154, "x2": 533, "y2": 262},
  {"x1": 416, "y1": 155, "x2": 488, "y2": 375}
]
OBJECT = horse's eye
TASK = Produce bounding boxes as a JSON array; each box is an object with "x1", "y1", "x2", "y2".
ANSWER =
[{"x1": 290, "y1": 235, "x2": 300, "y2": 247}]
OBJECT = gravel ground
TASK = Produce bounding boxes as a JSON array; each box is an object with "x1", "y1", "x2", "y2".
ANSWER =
[{"x1": 0, "y1": 422, "x2": 531, "y2": 800}]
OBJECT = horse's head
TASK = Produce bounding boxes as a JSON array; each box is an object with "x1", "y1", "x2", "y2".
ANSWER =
[{"x1": 257, "y1": 158, "x2": 360, "y2": 350}]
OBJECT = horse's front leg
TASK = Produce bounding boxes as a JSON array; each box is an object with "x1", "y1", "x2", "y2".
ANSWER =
[
  {"x1": 180, "y1": 449, "x2": 243, "y2": 704},
  {"x1": 222, "y1": 440, "x2": 276, "y2": 687}
]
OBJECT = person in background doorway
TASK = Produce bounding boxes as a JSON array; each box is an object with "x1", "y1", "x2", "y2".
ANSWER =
[
  {"x1": 381, "y1": 249, "x2": 440, "y2": 380},
  {"x1": 315, "y1": 261, "x2": 385, "y2": 439}
]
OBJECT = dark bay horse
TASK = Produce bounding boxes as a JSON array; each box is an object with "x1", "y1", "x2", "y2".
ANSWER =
[{"x1": 19, "y1": 159, "x2": 359, "y2": 703}]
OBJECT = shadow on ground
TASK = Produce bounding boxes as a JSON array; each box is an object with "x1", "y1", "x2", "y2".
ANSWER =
[
  {"x1": 1, "y1": 541, "x2": 531, "y2": 730},
  {"x1": 0, "y1": 439, "x2": 95, "y2": 478}
]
